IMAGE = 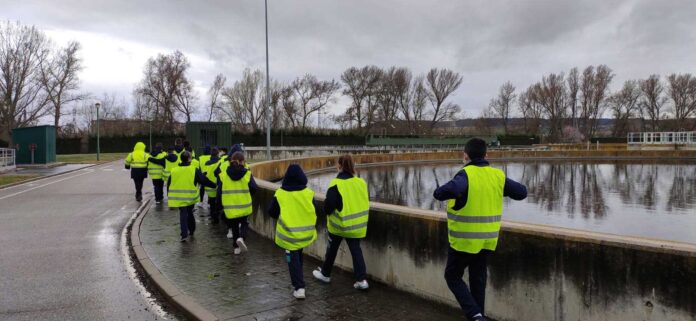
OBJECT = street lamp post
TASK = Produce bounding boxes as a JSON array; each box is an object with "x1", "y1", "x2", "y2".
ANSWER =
[
  {"x1": 95, "y1": 102, "x2": 101, "y2": 161},
  {"x1": 264, "y1": 0, "x2": 271, "y2": 161}
]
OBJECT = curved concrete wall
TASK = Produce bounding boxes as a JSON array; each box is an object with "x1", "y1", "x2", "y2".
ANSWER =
[{"x1": 248, "y1": 151, "x2": 696, "y2": 321}]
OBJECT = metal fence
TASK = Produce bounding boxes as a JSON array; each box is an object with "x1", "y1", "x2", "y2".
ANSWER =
[
  {"x1": 627, "y1": 132, "x2": 696, "y2": 145},
  {"x1": 0, "y1": 148, "x2": 16, "y2": 172}
]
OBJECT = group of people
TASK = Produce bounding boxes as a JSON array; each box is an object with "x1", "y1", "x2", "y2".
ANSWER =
[{"x1": 124, "y1": 138, "x2": 527, "y2": 321}]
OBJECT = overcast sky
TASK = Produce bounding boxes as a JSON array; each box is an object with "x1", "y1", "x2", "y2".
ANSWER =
[{"x1": 2, "y1": 0, "x2": 696, "y2": 120}]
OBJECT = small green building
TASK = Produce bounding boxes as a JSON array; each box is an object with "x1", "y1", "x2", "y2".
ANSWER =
[
  {"x1": 13, "y1": 125, "x2": 57, "y2": 164},
  {"x1": 185, "y1": 122, "x2": 232, "y2": 154}
]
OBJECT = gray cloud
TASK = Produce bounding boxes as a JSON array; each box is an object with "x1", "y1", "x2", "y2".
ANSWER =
[{"x1": 2, "y1": 0, "x2": 695, "y2": 116}]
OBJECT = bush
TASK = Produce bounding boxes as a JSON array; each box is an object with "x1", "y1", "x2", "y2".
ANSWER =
[{"x1": 497, "y1": 135, "x2": 540, "y2": 145}]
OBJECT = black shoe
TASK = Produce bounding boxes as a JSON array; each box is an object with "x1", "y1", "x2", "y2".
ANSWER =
[
  {"x1": 473, "y1": 316, "x2": 488, "y2": 321},
  {"x1": 189, "y1": 231, "x2": 194, "y2": 237},
  {"x1": 136, "y1": 195, "x2": 142, "y2": 202},
  {"x1": 180, "y1": 237, "x2": 187, "y2": 242}
]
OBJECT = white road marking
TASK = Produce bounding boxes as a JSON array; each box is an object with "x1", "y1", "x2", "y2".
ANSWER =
[
  {"x1": 0, "y1": 170, "x2": 93, "y2": 200},
  {"x1": 103, "y1": 168, "x2": 114, "y2": 171}
]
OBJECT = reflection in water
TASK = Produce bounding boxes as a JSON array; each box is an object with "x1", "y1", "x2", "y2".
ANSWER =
[{"x1": 308, "y1": 161, "x2": 696, "y2": 243}]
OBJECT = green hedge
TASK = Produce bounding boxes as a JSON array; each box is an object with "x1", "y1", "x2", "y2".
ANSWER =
[{"x1": 497, "y1": 135, "x2": 540, "y2": 145}]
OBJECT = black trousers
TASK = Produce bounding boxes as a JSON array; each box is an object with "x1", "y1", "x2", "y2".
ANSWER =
[
  {"x1": 133, "y1": 177, "x2": 145, "y2": 199},
  {"x1": 226, "y1": 216, "x2": 249, "y2": 246},
  {"x1": 286, "y1": 249, "x2": 305, "y2": 290},
  {"x1": 320, "y1": 233, "x2": 367, "y2": 281},
  {"x1": 444, "y1": 247, "x2": 491, "y2": 320},
  {"x1": 208, "y1": 196, "x2": 220, "y2": 221},
  {"x1": 199, "y1": 185, "x2": 205, "y2": 202},
  {"x1": 178, "y1": 205, "x2": 195, "y2": 238},
  {"x1": 152, "y1": 179, "x2": 164, "y2": 201}
]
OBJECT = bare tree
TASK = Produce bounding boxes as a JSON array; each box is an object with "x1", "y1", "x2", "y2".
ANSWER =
[
  {"x1": 0, "y1": 21, "x2": 51, "y2": 143},
  {"x1": 290, "y1": 74, "x2": 340, "y2": 130},
  {"x1": 666, "y1": 73, "x2": 696, "y2": 130},
  {"x1": 424, "y1": 68, "x2": 463, "y2": 131},
  {"x1": 207, "y1": 73, "x2": 225, "y2": 122},
  {"x1": 340, "y1": 66, "x2": 382, "y2": 132},
  {"x1": 534, "y1": 73, "x2": 566, "y2": 141},
  {"x1": 79, "y1": 92, "x2": 127, "y2": 132},
  {"x1": 638, "y1": 75, "x2": 667, "y2": 131},
  {"x1": 609, "y1": 80, "x2": 641, "y2": 137},
  {"x1": 567, "y1": 67, "x2": 579, "y2": 127},
  {"x1": 134, "y1": 50, "x2": 194, "y2": 127},
  {"x1": 579, "y1": 65, "x2": 614, "y2": 139},
  {"x1": 220, "y1": 68, "x2": 265, "y2": 131},
  {"x1": 40, "y1": 41, "x2": 86, "y2": 129},
  {"x1": 518, "y1": 86, "x2": 543, "y2": 135},
  {"x1": 489, "y1": 81, "x2": 516, "y2": 134}
]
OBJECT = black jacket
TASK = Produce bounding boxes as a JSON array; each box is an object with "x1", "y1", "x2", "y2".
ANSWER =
[
  {"x1": 433, "y1": 158, "x2": 527, "y2": 211},
  {"x1": 148, "y1": 152, "x2": 178, "y2": 167},
  {"x1": 268, "y1": 164, "x2": 313, "y2": 219}
]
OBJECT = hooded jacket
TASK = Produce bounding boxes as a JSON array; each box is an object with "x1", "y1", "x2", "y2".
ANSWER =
[
  {"x1": 216, "y1": 162, "x2": 258, "y2": 198},
  {"x1": 126, "y1": 142, "x2": 148, "y2": 180},
  {"x1": 202, "y1": 144, "x2": 211, "y2": 156},
  {"x1": 228, "y1": 144, "x2": 243, "y2": 157},
  {"x1": 267, "y1": 164, "x2": 313, "y2": 219}
]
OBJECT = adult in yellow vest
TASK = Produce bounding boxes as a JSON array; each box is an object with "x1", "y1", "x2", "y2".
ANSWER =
[
  {"x1": 196, "y1": 144, "x2": 212, "y2": 209},
  {"x1": 168, "y1": 151, "x2": 216, "y2": 242},
  {"x1": 312, "y1": 155, "x2": 370, "y2": 290},
  {"x1": 217, "y1": 151, "x2": 257, "y2": 255},
  {"x1": 433, "y1": 138, "x2": 527, "y2": 321},
  {"x1": 267, "y1": 164, "x2": 316, "y2": 300},
  {"x1": 148, "y1": 143, "x2": 167, "y2": 204},
  {"x1": 124, "y1": 142, "x2": 149, "y2": 202}
]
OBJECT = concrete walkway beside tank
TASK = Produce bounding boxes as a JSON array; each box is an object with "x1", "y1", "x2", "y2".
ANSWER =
[{"x1": 139, "y1": 202, "x2": 463, "y2": 320}]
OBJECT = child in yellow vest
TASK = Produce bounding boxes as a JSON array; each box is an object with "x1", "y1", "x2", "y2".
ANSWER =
[
  {"x1": 217, "y1": 151, "x2": 257, "y2": 254},
  {"x1": 267, "y1": 164, "x2": 316, "y2": 300}
]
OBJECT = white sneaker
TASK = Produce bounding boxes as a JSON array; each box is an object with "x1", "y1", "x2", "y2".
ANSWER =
[
  {"x1": 236, "y1": 238, "x2": 248, "y2": 252},
  {"x1": 233, "y1": 247, "x2": 241, "y2": 255},
  {"x1": 226, "y1": 229, "x2": 233, "y2": 239},
  {"x1": 353, "y1": 280, "x2": 369, "y2": 290},
  {"x1": 292, "y1": 288, "x2": 306, "y2": 299},
  {"x1": 312, "y1": 268, "x2": 331, "y2": 283}
]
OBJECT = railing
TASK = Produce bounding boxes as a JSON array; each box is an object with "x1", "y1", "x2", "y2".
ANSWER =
[
  {"x1": 627, "y1": 131, "x2": 696, "y2": 145},
  {"x1": 0, "y1": 148, "x2": 16, "y2": 172}
]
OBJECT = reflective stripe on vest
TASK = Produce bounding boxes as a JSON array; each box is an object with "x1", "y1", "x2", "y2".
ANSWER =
[
  {"x1": 274, "y1": 188, "x2": 316, "y2": 251},
  {"x1": 148, "y1": 152, "x2": 167, "y2": 179},
  {"x1": 220, "y1": 170, "x2": 252, "y2": 219},
  {"x1": 126, "y1": 151, "x2": 148, "y2": 169},
  {"x1": 327, "y1": 177, "x2": 370, "y2": 238},
  {"x1": 167, "y1": 166, "x2": 199, "y2": 207},
  {"x1": 447, "y1": 165, "x2": 505, "y2": 254}
]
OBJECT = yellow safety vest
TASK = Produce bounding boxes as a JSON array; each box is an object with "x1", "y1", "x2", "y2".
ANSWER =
[
  {"x1": 167, "y1": 165, "x2": 199, "y2": 208},
  {"x1": 327, "y1": 177, "x2": 370, "y2": 238},
  {"x1": 198, "y1": 155, "x2": 211, "y2": 172},
  {"x1": 125, "y1": 142, "x2": 148, "y2": 169},
  {"x1": 220, "y1": 170, "x2": 253, "y2": 219},
  {"x1": 204, "y1": 158, "x2": 222, "y2": 197},
  {"x1": 148, "y1": 152, "x2": 167, "y2": 180},
  {"x1": 274, "y1": 188, "x2": 317, "y2": 251},
  {"x1": 447, "y1": 166, "x2": 505, "y2": 254},
  {"x1": 162, "y1": 156, "x2": 178, "y2": 182}
]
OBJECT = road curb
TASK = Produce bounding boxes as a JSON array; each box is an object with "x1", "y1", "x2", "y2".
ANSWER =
[
  {"x1": 129, "y1": 200, "x2": 220, "y2": 321},
  {"x1": 0, "y1": 163, "x2": 101, "y2": 190}
]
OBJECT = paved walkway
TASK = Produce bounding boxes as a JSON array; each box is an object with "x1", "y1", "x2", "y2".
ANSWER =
[
  {"x1": 0, "y1": 162, "x2": 170, "y2": 321},
  {"x1": 140, "y1": 202, "x2": 463, "y2": 320}
]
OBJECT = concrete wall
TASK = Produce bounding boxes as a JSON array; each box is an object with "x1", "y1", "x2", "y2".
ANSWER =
[{"x1": 248, "y1": 151, "x2": 696, "y2": 321}]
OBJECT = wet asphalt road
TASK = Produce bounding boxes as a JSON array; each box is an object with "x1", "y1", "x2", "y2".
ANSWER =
[{"x1": 0, "y1": 162, "x2": 169, "y2": 321}]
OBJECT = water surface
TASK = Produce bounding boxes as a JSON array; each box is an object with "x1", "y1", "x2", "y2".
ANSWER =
[{"x1": 307, "y1": 161, "x2": 696, "y2": 244}]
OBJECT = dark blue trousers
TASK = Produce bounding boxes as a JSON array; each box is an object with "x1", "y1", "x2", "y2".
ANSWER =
[
  {"x1": 320, "y1": 233, "x2": 367, "y2": 281},
  {"x1": 444, "y1": 247, "x2": 490, "y2": 320},
  {"x1": 152, "y1": 179, "x2": 164, "y2": 201},
  {"x1": 178, "y1": 205, "x2": 195, "y2": 239},
  {"x1": 286, "y1": 249, "x2": 305, "y2": 290}
]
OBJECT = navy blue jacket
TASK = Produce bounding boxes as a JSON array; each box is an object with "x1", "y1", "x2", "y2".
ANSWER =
[
  {"x1": 216, "y1": 163, "x2": 258, "y2": 197},
  {"x1": 147, "y1": 152, "x2": 178, "y2": 167},
  {"x1": 433, "y1": 158, "x2": 527, "y2": 211},
  {"x1": 323, "y1": 171, "x2": 354, "y2": 215},
  {"x1": 166, "y1": 162, "x2": 216, "y2": 189},
  {"x1": 268, "y1": 164, "x2": 314, "y2": 219}
]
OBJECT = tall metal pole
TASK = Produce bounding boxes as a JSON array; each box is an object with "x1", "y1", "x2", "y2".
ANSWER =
[
  {"x1": 265, "y1": 0, "x2": 272, "y2": 161},
  {"x1": 95, "y1": 102, "x2": 101, "y2": 161},
  {"x1": 149, "y1": 119, "x2": 152, "y2": 153}
]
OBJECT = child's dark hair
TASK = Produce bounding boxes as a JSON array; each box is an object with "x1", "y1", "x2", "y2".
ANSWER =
[
  {"x1": 211, "y1": 147, "x2": 219, "y2": 157},
  {"x1": 230, "y1": 151, "x2": 245, "y2": 167},
  {"x1": 181, "y1": 151, "x2": 192, "y2": 162},
  {"x1": 338, "y1": 154, "x2": 356, "y2": 175},
  {"x1": 174, "y1": 138, "x2": 183, "y2": 146},
  {"x1": 464, "y1": 138, "x2": 487, "y2": 160}
]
